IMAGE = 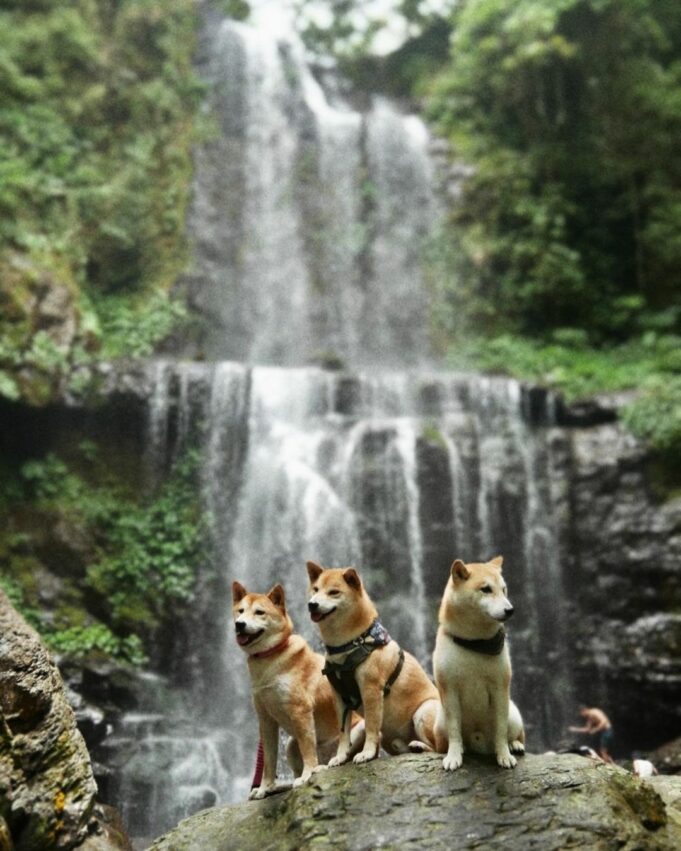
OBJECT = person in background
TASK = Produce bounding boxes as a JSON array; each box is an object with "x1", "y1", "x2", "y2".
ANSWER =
[{"x1": 568, "y1": 706, "x2": 615, "y2": 763}]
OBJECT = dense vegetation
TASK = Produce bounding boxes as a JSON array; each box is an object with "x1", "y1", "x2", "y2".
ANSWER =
[
  {"x1": 0, "y1": 0, "x2": 201, "y2": 404},
  {"x1": 0, "y1": 447, "x2": 208, "y2": 665}
]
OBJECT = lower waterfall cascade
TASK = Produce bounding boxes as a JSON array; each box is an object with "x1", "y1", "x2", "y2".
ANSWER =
[{"x1": 104, "y1": 361, "x2": 575, "y2": 837}]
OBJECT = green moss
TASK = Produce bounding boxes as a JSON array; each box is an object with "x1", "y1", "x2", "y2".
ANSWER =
[{"x1": 421, "y1": 424, "x2": 447, "y2": 449}]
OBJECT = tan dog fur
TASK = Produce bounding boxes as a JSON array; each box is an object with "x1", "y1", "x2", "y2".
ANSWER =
[
  {"x1": 232, "y1": 581, "x2": 357, "y2": 799},
  {"x1": 433, "y1": 556, "x2": 525, "y2": 771},
  {"x1": 306, "y1": 560, "x2": 440, "y2": 766}
]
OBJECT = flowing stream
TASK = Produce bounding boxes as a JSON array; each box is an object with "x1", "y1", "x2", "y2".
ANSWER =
[{"x1": 108, "y1": 12, "x2": 574, "y2": 838}]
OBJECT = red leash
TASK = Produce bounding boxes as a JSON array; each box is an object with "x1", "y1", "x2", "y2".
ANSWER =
[
  {"x1": 251, "y1": 739, "x2": 265, "y2": 790},
  {"x1": 249, "y1": 638, "x2": 290, "y2": 793}
]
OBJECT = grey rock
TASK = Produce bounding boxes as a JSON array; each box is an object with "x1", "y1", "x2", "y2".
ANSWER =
[
  {"x1": 0, "y1": 590, "x2": 127, "y2": 851},
  {"x1": 148, "y1": 752, "x2": 679, "y2": 850},
  {"x1": 647, "y1": 737, "x2": 681, "y2": 775}
]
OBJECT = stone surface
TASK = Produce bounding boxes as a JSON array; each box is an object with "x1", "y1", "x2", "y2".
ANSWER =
[
  {"x1": 0, "y1": 590, "x2": 127, "y2": 851},
  {"x1": 565, "y1": 422, "x2": 681, "y2": 750},
  {"x1": 148, "y1": 752, "x2": 679, "y2": 851},
  {"x1": 648, "y1": 737, "x2": 681, "y2": 775},
  {"x1": 649, "y1": 776, "x2": 681, "y2": 832}
]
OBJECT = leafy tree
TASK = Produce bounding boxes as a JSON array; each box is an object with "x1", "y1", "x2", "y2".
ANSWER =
[{"x1": 428, "y1": 0, "x2": 681, "y2": 341}]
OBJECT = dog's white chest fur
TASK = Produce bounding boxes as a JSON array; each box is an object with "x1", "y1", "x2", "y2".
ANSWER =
[{"x1": 436, "y1": 636, "x2": 509, "y2": 751}]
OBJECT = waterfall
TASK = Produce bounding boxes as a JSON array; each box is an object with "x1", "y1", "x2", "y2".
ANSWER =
[
  {"x1": 111, "y1": 9, "x2": 574, "y2": 839},
  {"x1": 184, "y1": 17, "x2": 436, "y2": 366}
]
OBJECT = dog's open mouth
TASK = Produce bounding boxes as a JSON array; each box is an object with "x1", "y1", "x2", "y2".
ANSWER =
[
  {"x1": 236, "y1": 629, "x2": 264, "y2": 647},
  {"x1": 310, "y1": 607, "x2": 336, "y2": 623}
]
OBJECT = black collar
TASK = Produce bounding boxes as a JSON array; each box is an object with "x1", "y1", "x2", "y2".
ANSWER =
[
  {"x1": 324, "y1": 618, "x2": 391, "y2": 655},
  {"x1": 448, "y1": 627, "x2": 506, "y2": 656}
]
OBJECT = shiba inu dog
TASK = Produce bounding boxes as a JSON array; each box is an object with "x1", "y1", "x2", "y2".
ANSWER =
[
  {"x1": 306, "y1": 560, "x2": 440, "y2": 766},
  {"x1": 233, "y1": 581, "x2": 357, "y2": 799},
  {"x1": 433, "y1": 556, "x2": 525, "y2": 770}
]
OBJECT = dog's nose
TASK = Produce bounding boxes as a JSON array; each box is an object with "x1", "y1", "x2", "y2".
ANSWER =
[
  {"x1": 504, "y1": 606, "x2": 514, "y2": 619},
  {"x1": 235, "y1": 621, "x2": 246, "y2": 634},
  {"x1": 308, "y1": 601, "x2": 319, "y2": 613}
]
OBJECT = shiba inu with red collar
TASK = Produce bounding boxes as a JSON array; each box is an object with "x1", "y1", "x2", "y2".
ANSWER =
[
  {"x1": 232, "y1": 581, "x2": 362, "y2": 798},
  {"x1": 433, "y1": 556, "x2": 525, "y2": 770},
  {"x1": 306, "y1": 560, "x2": 440, "y2": 766}
]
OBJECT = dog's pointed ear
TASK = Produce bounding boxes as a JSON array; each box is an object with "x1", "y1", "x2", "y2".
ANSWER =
[
  {"x1": 232, "y1": 581, "x2": 247, "y2": 603},
  {"x1": 267, "y1": 584, "x2": 286, "y2": 611},
  {"x1": 451, "y1": 559, "x2": 470, "y2": 582},
  {"x1": 343, "y1": 568, "x2": 362, "y2": 591},
  {"x1": 490, "y1": 555, "x2": 504, "y2": 570},
  {"x1": 306, "y1": 560, "x2": 323, "y2": 583}
]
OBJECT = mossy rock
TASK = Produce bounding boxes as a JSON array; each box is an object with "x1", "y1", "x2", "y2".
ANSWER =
[
  {"x1": 0, "y1": 251, "x2": 100, "y2": 406},
  {"x1": 149, "y1": 752, "x2": 679, "y2": 850}
]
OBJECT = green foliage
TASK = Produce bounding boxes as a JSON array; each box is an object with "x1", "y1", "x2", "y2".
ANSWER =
[
  {"x1": 95, "y1": 290, "x2": 188, "y2": 358},
  {"x1": 623, "y1": 377, "x2": 681, "y2": 455},
  {"x1": 0, "y1": 575, "x2": 38, "y2": 622},
  {"x1": 218, "y1": 0, "x2": 251, "y2": 20},
  {"x1": 296, "y1": 1, "x2": 452, "y2": 96},
  {"x1": 46, "y1": 625, "x2": 147, "y2": 666},
  {"x1": 0, "y1": 0, "x2": 202, "y2": 402},
  {"x1": 451, "y1": 331, "x2": 681, "y2": 401},
  {"x1": 428, "y1": 0, "x2": 681, "y2": 340},
  {"x1": 4, "y1": 447, "x2": 208, "y2": 664},
  {"x1": 86, "y1": 451, "x2": 206, "y2": 631}
]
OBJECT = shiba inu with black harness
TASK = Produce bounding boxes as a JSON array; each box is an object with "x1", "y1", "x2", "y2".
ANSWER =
[{"x1": 306, "y1": 560, "x2": 440, "y2": 765}]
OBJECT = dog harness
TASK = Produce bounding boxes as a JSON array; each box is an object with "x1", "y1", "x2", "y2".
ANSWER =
[
  {"x1": 448, "y1": 627, "x2": 506, "y2": 656},
  {"x1": 322, "y1": 619, "x2": 405, "y2": 727}
]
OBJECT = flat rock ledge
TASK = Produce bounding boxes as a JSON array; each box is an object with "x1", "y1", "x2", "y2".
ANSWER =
[{"x1": 149, "y1": 752, "x2": 680, "y2": 851}]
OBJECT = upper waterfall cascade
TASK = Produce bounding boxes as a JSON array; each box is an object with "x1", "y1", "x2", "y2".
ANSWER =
[
  {"x1": 183, "y1": 17, "x2": 438, "y2": 366},
  {"x1": 111, "y1": 12, "x2": 573, "y2": 839}
]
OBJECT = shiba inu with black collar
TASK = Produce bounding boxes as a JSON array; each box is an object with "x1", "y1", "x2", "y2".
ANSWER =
[
  {"x1": 306, "y1": 560, "x2": 440, "y2": 766},
  {"x1": 232, "y1": 581, "x2": 363, "y2": 798},
  {"x1": 433, "y1": 556, "x2": 525, "y2": 770}
]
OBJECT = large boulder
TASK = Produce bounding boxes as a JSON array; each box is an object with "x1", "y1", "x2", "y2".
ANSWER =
[
  {"x1": 0, "y1": 590, "x2": 129, "y2": 851},
  {"x1": 148, "y1": 752, "x2": 680, "y2": 850}
]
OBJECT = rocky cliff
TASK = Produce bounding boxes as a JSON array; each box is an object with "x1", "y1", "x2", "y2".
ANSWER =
[
  {"x1": 148, "y1": 751, "x2": 680, "y2": 850},
  {"x1": 0, "y1": 590, "x2": 130, "y2": 851},
  {"x1": 560, "y1": 418, "x2": 681, "y2": 749}
]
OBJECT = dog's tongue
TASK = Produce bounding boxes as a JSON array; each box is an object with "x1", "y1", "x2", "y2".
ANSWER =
[
  {"x1": 310, "y1": 612, "x2": 323, "y2": 623},
  {"x1": 236, "y1": 634, "x2": 250, "y2": 646}
]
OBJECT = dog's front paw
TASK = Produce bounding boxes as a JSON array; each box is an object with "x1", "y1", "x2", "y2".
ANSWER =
[
  {"x1": 443, "y1": 750, "x2": 463, "y2": 771},
  {"x1": 249, "y1": 783, "x2": 274, "y2": 800},
  {"x1": 328, "y1": 753, "x2": 349, "y2": 768},
  {"x1": 311, "y1": 764, "x2": 328, "y2": 775},
  {"x1": 353, "y1": 748, "x2": 378, "y2": 765},
  {"x1": 510, "y1": 739, "x2": 525, "y2": 755},
  {"x1": 497, "y1": 750, "x2": 517, "y2": 769}
]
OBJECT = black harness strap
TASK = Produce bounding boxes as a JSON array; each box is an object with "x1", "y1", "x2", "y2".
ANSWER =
[
  {"x1": 323, "y1": 645, "x2": 406, "y2": 729},
  {"x1": 382, "y1": 648, "x2": 405, "y2": 698}
]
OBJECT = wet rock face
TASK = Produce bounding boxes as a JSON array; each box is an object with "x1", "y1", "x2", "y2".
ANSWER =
[
  {"x1": 148, "y1": 752, "x2": 679, "y2": 851},
  {"x1": 0, "y1": 590, "x2": 96, "y2": 850},
  {"x1": 566, "y1": 423, "x2": 681, "y2": 751}
]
